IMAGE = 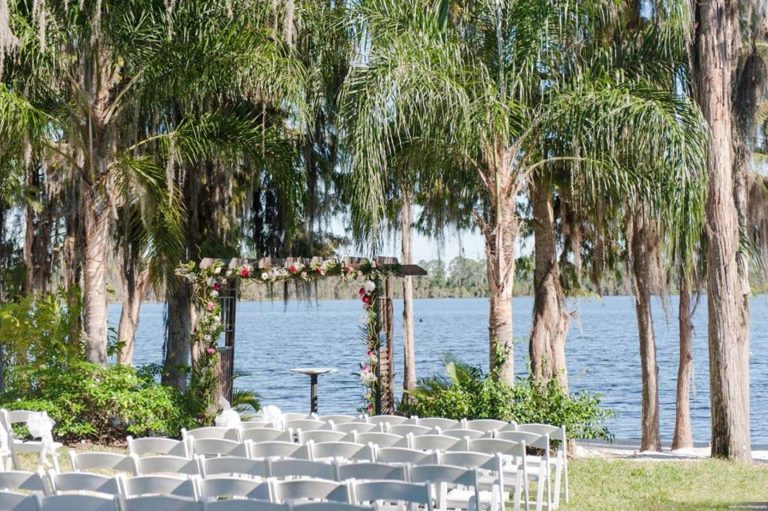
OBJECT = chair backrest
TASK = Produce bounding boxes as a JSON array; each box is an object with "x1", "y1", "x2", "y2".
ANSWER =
[
  {"x1": 331, "y1": 423, "x2": 376, "y2": 434},
  {"x1": 249, "y1": 441, "x2": 306, "y2": 460},
  {"x1": 240, "y1": 428, "x2": 293, "y2": 443},
  {"x1": 285, "y1": 420, "x2": 326, "y2": 432},
  {"x1": 197, "y1": 477, "x2": 270, "y2": 501},
  {"x1": 203, "y1": 499, "x2": 288, "y2": 511},
  {"x1": 181, "y1": 427, "x2": 241, "y2": 442},
  {"x1": 271, "y1": 479, "x2": 348, "y2": 503},
  {"x1": 0, "y1": 491, "x2": 39, "y2": 511},
  {"x1": 297, "y1": 430, "x2": 346, "y2": 444},
  {"x1": 2, "y1": 410, "x2": 38, "y2": 426},
  {"x1": 38, "y1": 494, "x2": 120, "y2": 511},
  {"x1": 373, "y1": 447, "x2": 434, "y2": 465},
  {"x1": 202, "y1": 457, "x2": 270, "y2": 479},
  {"x1": 435, "y1": 451, "x2": 497, "y2": 470},
  {"x1": 268, "y1": 459, "x2": 337, "y2": 481},
  {"x1": 315, "y1": 415, "x2": 356, "y2": 425},
  {"x1": 407, "y1": 434, "x2": 459, "y2": 451},
  {"x1": 50, "y1": 472, "x2": 120, "y2": 496},
  {"x1": 0, "y1": 471, "x2": 47, "y2": 493},
  {"x1": 133, "y1": 456, "x2": 201, "y2": 476},
  {"x1": 386, "y1": 424, "x2": 432, "y2": 437},
  {"x1": 462, "y1": 419, "x2": 511, "y2": 433},
  {"x1": 350, "y1": 432, "x2": 404, "y2": 448},
  {"x1": 351, "y1": 480, "x2": 432, "y2": 511},
  {"x1": 310, "y1": 442, "x2": 373, "y2": 462},
  {"x1": 464, "y1": 438, "x2": 525, "y2": 458},
  {"x1": 365, "y1": 416, "x2": 408, "y2": 427},
  {"x1": 517, "y1": 424, "x2": 566, "y2": 443},
  {"x1": 190, "y1": 438, "x2": 249, "y2": 458},
  {"x1": 336, "y1": 462, "x2": 406, "y2": 482},
  {"x1": 409, "y1": 464, "x2": 479, "y2": 488},
  {"x1": 410, "y1": 417, "x2": 460, "y2": 430},
  {"x1": 290, "y1": 503, "x2": 370, "y2": 511},
  {"x1": 495, "y1": 431, "x2": 549, "y2": 450},
  {"x1": 282, "y1": 413, "x2": 310, "y2": 422},
  {"x1": 119, "y1": 475, "x2": 197, "y2": 499},
  {"x1": 68, "y1": 451, "x2": 137, "y2": 475},
  {"x1": 127, "y1": 437, "x2": 189, "y2": 458},
  {"x1": 121, "y1": 495, "x2": 203, "y2": 511},
  {"x1": 436, "y1": 428, "x2": 486, "y2": 440}
]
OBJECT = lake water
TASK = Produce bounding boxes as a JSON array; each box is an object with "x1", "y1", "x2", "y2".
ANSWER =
[{"x1": 109, "y1": 295, "x2": 768, "y2": 445}]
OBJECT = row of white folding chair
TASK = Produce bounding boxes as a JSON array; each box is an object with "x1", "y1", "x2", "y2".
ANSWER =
[{"x1": 0, "y1": 410, "x2": 62, "y2": 472}]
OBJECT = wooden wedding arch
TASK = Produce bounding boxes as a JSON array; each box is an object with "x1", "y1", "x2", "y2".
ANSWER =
[{"x1": 178, "y1": 256, "x2": 426, "y2": 416}]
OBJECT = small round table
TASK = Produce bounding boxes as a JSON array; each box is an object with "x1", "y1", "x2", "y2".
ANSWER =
[{"x1": 291, "y1": 367, "x2": 336, "y2": 414}]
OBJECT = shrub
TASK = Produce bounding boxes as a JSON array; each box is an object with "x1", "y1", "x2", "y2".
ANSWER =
[
  {"x1": 399, "y1": 354, "x2": 613, "y2": 441},
  {"x1": 0, "y1": 362, "x2": 198, "y2": 443}
]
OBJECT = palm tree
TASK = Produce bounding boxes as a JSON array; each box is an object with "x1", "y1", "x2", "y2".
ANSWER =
[{"x1": 342, "y1": 0, "x2": 706, "y2": 388}]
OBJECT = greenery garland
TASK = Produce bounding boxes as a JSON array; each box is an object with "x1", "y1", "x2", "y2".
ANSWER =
[{"x1": 175, "y1": 257, "x2": 399, "y2": 421}]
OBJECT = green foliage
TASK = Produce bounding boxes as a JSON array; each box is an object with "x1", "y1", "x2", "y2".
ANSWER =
[
  {"x1": 400, "y1": 355, "x2": 613, "y2": 441},
  {"x1": 0, "y1": 362, "x2": 197, "y2": 443}
]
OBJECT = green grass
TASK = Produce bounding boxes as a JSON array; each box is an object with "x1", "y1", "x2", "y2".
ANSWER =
[{"x1": 562, "y1": 458, "x2": 768, "y2": 510}]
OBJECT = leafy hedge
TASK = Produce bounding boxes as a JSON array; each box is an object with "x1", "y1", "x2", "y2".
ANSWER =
[
  {"x1": 1, "y1": 362, "x2": 197, "y2": 443},
  {"x1": 398, "y1": 355, "x2": 613, "y2": 440}
]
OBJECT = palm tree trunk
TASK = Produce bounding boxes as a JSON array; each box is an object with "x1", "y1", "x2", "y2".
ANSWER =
[
  {"x1": 117, "y1": 269, "x2": 149, "y2": 365},
  {"x1": 164, "y1": 282, "x2": 193, "y2": 390},
  {"x1": 484, "y1": 184, "x2": 518, "y2": 385},
  {"x1": 529, "y1": 176, "x2": 569, "y2": 390},
  {"x1": 672, "y1": 270, "x2": 694, "y2": 449},
  {"x1": 401, "y1": 192, "x2": 416, "y2": 395},
  {"x1": 630, "y1": 213, "x2": 661, "y2": 451},
  {"x1": 83, "y1": 193, "x2": 111, "y2": 365},
  {"x1": 692, "y1": 0, "x2": 751, "y2": 460}
]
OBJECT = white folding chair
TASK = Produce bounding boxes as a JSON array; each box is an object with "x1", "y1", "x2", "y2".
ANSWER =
[
  {"x1": 2, "y1": 411, "x2": 62, "y2": 471},
  {"x1": 68, "y1": 451, "x2": 137, "y2": 475},
  {"x1": 203, "y1": 499, "x2": 288, "y2": 511},
  {"x1": 407, "y1": 434, "x2": 460, "y2": 452},
  {"x1": 249, "y1": 441, "x2": 307, "y2": 460},
  {"x1": 517, "y1": 424, "x2": 568, "y2": 506},
  {"x1": 197, "y1": 477, "x2": 271, "y2": 502},
  {"x1": 133, "y1": 455, "x2": 201, "y2": 477},
  {"x1": 0, "y1": 471, "x2": 48, "y2": 495},
  {"x1": 285, "y1": 420, "x2": 327, "y2": 433},
  {"x1": 464, "y1": 439, "x2": 530, "y2": 511},
  {"x1": 270, "y1": 478, "x2": 349, "y2": 504},
  {"x1": 409, "y1": 465, "x2": 481, "y2": 511},
  {"x1": 350, "y1": 480, "x2": 433, "y2": 511},
  {"x1": 0, "y1": 421, "x2": 13, "y2": 470},
  {"x1": 290, "y1": 503, "x2": 370, "y2": 511},
  {"x1": 462, "y1": 420, "x2": 512, "y2": 433},
  {"x1": 315, "y1": 415, "x2": 357, "y2": 425},
  {"x1": 282, "y1": 414, "x2": 311, "y2": 422},
  {"x1": 49, "y1": 472, "x2": 120, "y2": 496},
  {"x1": 297, "y1": 430, "x2": 346, "y2": 444},
  {"x1": 350, "y1": 432, "x2": 405, "y2": 449},
  {"x1": 182, "y1": 427, "x2": 241, "y2": 442},
  {"x1": 436, "y1": 428, "x2": 487, "y2": 440},
  {"x1": 436, "y1": 452, "x2": 508, "y2": 511},
  {"x1": 240, "y1": 428, "x2": 293, "y2": 443},
  {"x1": 309, "y1": 442, "x2": 373, "y2": 463},
  {"x1": 202, "y1": 457, "x2": 270, "y2": 479},
  {"x1": 121, "y1": 495, "x2": 203, "y2": 511},
  {"x1": 332, "y1": 423, "x2": 376, "y2": 435},
  {"x1": 191, "y1": 438, "x2": 250, "y2": 458},
  {"x1": 410, "y1": 418, "x2": 461, "y2": 430},
  {"x1": 365, "y1": 416, "x2": 408, "y2": 427},
  {"x1": 386, "y1": 424, "x2": 432, "y2": 437},
  {"x1": 0, "y1": 491, "x2": 39, "y2": 511},
  {"x1": 268, "y1": 459, "x2": 337, "y2": 481},
  {"x1": 37, "y1": 493, "x2": 120, "y2": 511},
  {"x1": 119, "y1": 475, "x2": 197, "y2": 499},
  {"x1": 336, "y1": 462, "x2": 406, "y2": 482},
  {"x1": 127, "y1": 437, "x2": 189, "y2": 458},
  {"x1": 372, "y1": 447, "x2": 434, "y2": 466}
]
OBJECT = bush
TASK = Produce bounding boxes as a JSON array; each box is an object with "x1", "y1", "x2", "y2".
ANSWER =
[
  {"x1": 399, "y1": 354, "x2": 613, "y2": 441},
  {"x1": 0, "y1": 362, "x2": 198, "y2": 443}
]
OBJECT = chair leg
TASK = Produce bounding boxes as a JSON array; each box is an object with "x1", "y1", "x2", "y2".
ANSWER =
[
  {"x1": 50, "y1": 448, "x2": 60, "y2": 472},
  {"x1": 11, "y1": 449, "x2": 20, "y2": 470}
]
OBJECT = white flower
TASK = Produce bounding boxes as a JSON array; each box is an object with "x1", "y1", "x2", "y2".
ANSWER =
[
  {"x1": 207, "y1": 277, "x2": 215, "y2": 287},
  {"x1": 213, "y1": 266, "x2": 222, "y2": 274},
  {"x1": 363, "y1": 280, "x2": 376, "y2": 293},
  {"x1": 210, "y1": 290, "x2": 219, "y2": 298},
  {"x1": 261, "y1": 272, "x2": 269, "y2": 280},
  {"x1": 301, "y1": 271, "x2": 308, "y2": 279}
]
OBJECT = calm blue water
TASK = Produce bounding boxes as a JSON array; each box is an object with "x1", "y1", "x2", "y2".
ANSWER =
[{"x1": 109, "y1": 295, "x2": 768, "y2": 444}]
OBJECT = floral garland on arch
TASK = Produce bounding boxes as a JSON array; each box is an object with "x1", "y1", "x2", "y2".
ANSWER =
[{"x1": 175, "y1": 257, "x2": 399, "y2": 421}]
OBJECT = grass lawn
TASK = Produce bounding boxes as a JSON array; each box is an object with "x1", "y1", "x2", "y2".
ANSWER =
[{"x1": 562, "y1": 458, "x2": 768, "y2": 510}]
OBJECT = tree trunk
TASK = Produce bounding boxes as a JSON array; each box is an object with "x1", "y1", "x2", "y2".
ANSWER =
[
  {"x1": 529, "y1": 176, "x2": 569, "y2": 390},
  {"x1": 630, "y1": 213, "x2": 661, "y2": 451},
  {"x1": 83, "y1": 194, "x2": 111, "y2": 365},
  {"x1": 672, "y1": 270, "x2": 694, "y2": 449},
  {"x1": 116, "y1": 269, "x2": 149, "y2": 365},
  {"x1": 484, "y1": 183, "x2": 518, "y2": 385},
  {"x1": 163, "y1": 281, "x2": 193, "y2": 391},
  {"x1": 692, "y1": 0, "x2": 751, "y2": 460},
  {"x1": 401, "y1": 192, "x2": 416, "y2": 396}
]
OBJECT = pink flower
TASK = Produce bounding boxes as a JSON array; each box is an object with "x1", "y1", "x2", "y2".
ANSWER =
[
  {"x1": 315, "y1": 267, "x2": 322, "y2": 274},
  {"x1": 288, "y1": 264, "x2": 298, "y2": 273},
  {"x1": 239, "y1": 267, "x2": 250, "y2": 278},
  {"x1": 213, "y1": 282, "x2": 222, "y2": 292},
  {"x1": 206, "y1": 347, "x2": 216, "y2": 355},
  {"x1": 361, "y1": 294, "x2": 371, "y2": 306},
  {"x1": 206, "y1": 301, "x2": 216, "y2": 311},
  {"x1": 367, "y1": 404, "x2": 374, "y2": 412},
  {"x1": 359, "y1": 287, "x2": 366, "y2": 297}
]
